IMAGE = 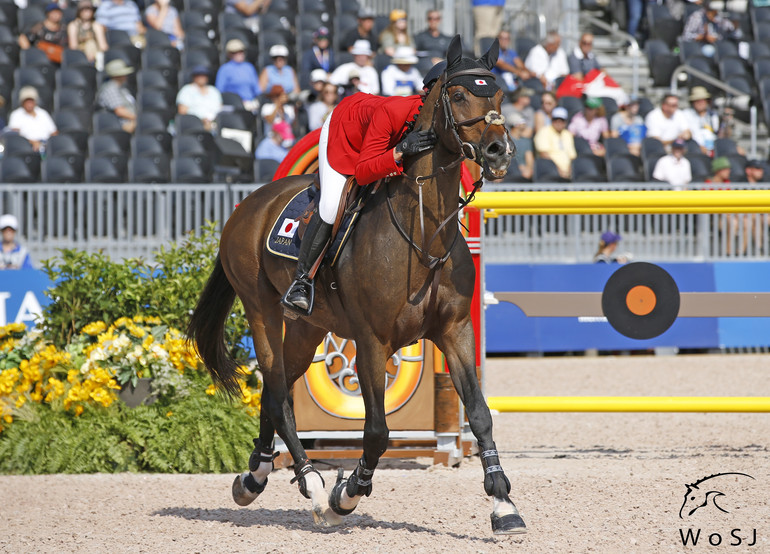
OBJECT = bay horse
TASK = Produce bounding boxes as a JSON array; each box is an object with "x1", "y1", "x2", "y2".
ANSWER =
[{"x1": 188, "y1": 36, "x2": 526, "y2": 535}]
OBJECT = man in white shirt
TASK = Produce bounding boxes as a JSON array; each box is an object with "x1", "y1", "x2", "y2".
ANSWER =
[
  {"x1": 7, "y1": 86, "x2": 57, "y2": 151},
  {"x1": 380, "y1": 46, "x2": 423, "y2": 97},
  {"x1": 329, "y1": 40, "x2": 380, "y2": 95},
  {"x1": 644, "y1": 94, "x2": 691, "y2": 148},
  {"x1": 652, "y1": 138, "x2": 692, "y2": 190},
  {"x1": 524, "y1": 31, "x2": 570, "y2": 90},
  {"x1": 176, "y1": 65, "x2": 223, "y2": 132}
]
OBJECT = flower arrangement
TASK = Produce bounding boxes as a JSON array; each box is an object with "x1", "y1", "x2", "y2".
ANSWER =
[{"x1": 0, "y1": 318, "x2": 262, "y2": 433}]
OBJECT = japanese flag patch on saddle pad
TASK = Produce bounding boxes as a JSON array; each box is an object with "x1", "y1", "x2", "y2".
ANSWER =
[{"x1": 266, "y1": 185, "x2": 361, "y2": 266}]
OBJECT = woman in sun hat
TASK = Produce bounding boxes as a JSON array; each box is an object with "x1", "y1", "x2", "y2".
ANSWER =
[
  {"x1": 67, "y1": 0, "x2": 108, "y2": 65},
  {"x1": 259, "y1": 43, "x2": 300, "y2": 96},
  {"x1": 683, "y1": 86, "x2": 723, "y2": 156},
  {"x1": 378, "y1": 8, "x2": 414, "y2": 56},
  {"x1": 380, "y1": 46, "x2": 423, "y2": 96},
  {"x1": 215, "y1": 39, "x2": 261, "y2": 110}
]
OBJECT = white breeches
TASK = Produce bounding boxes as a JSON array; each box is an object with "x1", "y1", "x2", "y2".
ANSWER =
[{"x1": 317, "y1": 111, "x2": 349, "y2": 225}]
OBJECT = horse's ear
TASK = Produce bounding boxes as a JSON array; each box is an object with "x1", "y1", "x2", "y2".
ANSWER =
[
  {"x1": 446, "y1": 34, "x2": 463, "y2": 68},
  {"x1": 479, "y1": 39, "x2": 500, "y2": 70}
]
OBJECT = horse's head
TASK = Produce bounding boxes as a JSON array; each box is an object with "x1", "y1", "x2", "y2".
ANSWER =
[{"x1": 421, "y1": 35, "x2": 514, "y2": 181}]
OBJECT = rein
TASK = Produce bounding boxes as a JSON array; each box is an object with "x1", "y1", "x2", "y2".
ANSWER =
[{"x1": 385, "y1": 67, "x2": 505, "y2": 315}]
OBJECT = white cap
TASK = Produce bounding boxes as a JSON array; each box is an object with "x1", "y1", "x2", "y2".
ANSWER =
[
  {"x1": 0, "y1": 214, "x2": 19, "y2": 231},
  {"x1": 310, "y1": 68, "x2": 328, "y2": 83},
  {"x1": 350, "y1": 39, "x2": 373, "y2": 56},
  {"x1": 269, "y1": 44, "x2": 290, "y2": 58},
  {"x1": 391, "y1": 46, "x2": 418, "y2": 64}
]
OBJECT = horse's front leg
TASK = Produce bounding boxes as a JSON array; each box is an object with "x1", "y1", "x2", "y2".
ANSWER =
[
  {"x1": 435, "y1": 320, "x2": 527, "y2": 535},
  {"x1": 328, "y1": 338, "x2": 389, "y2": 516}
]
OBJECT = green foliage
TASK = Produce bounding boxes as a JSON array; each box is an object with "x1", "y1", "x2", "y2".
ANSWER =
[
  {"x1": 39, "y1": 222, "x2": 252, "y2": 360},
  {"x1": 0, "y1": 389, "x2": 260, "y2": 474}
]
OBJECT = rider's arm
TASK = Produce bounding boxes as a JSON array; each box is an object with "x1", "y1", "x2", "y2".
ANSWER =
[{"x1": 355, "y1": 109, "x2": 402, "y2": 185}]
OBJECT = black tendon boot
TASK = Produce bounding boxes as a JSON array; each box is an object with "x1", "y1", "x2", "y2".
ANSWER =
[{"x1": 281, "y1": 211, "x2": 333, "y2": 315}]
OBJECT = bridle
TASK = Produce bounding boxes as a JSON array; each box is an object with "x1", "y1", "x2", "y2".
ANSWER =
[{"x1": 385, "y1": 66, "x2": 510, "y2": 314}]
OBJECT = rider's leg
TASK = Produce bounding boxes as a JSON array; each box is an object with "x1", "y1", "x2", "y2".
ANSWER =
[{"x1": 283, "y1": 115, "x2": 347, "y2": 315}]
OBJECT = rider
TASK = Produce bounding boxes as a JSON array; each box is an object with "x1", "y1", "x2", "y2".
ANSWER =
[{"x1": 281, "y1": 62, "x2": 449, "y2": 315}]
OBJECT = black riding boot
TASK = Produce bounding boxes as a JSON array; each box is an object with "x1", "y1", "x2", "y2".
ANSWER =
[{"x1": 281, "y1": 212, "x2": 333, "y2": 315}]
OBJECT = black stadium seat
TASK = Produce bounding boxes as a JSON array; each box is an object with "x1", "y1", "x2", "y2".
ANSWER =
[
  {"x1": 85, "y1": 154, "x2": 128, "y2": 183},
  {"x1": 42, "y1": 155, "x2": 84, "y2": 183},
  {"x1": 129, "y1": 154, "x2": 170, "y2": 183},
  {"x1": 0, "y1": 155, "x2": 39, "y2": 183},
  {"x1": 173, "y1": 155, "x2": 212, "y2": 183}
]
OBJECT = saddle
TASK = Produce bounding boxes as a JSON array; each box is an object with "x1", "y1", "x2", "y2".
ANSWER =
[{"x1": 266, "y1": 175, "x2": 377, "y2": 268}]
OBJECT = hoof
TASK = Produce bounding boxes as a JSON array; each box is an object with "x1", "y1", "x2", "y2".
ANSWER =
[
  {"x1": 232, "y1": 473, "x2": 260, "y2": 507},
  {"x1": 491, "y1": 512, "x2": 527, "y2": 535},
  {"x1": 312, "y1": 504, "x2": 345, "y2": 527},
  {"x1": 329, "y1": 468, "x2": 357, "y2": 516}
]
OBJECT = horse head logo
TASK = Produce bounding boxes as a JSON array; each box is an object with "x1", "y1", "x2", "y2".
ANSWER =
[{"x1": 679, "y1": 472, "x2": 755, "y2": 519}]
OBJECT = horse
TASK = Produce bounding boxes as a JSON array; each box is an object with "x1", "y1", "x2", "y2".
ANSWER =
[{"x1": 187, "y1": 35, "x2": 527, "y2": 535}]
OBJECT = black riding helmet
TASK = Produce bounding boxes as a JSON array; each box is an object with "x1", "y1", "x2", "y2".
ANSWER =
[{"x1": 423, "y1": 60, "x2": 447, "y2": 89}]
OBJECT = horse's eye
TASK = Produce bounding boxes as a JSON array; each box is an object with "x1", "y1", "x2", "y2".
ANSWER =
[{"x1": 453, "y1": 91, "x2": 465, "y2": 102}]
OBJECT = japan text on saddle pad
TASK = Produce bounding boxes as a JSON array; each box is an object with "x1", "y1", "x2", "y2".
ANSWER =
[{"x1": 266, "y1": 185, "x2": 361, "y2": 265}]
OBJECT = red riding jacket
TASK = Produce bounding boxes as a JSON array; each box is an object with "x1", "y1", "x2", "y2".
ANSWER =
[{"x1": 327, "y1": 92, "x2": 424, "y2": 186}]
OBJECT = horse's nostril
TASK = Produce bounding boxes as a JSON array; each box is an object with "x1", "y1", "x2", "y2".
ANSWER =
[{"x1": 485, "y1": 141, "x2": 507, "y2": 159}]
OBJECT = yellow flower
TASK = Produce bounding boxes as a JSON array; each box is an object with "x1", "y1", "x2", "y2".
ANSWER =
[
  {"x1": 82, "y1": 321, "x2": 107, "y2": 336},
  {"x1": 74, "y1": 405, "x2": 84, "y2": 416},
  {"x1": 205, "y1": 384, "x2": 217, "y2": 396},
  {"x1": 166, "y1": 411, "x2": 173, "y2": 417}
]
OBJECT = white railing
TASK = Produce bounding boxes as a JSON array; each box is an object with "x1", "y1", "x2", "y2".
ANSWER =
[{"x1": 2, "y1": 182, "x2": 769, "y2": 264}]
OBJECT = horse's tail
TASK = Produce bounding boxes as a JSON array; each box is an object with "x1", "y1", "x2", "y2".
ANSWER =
[{"x1": 187, "y1": 254, "x2": 242, "y2": 397}]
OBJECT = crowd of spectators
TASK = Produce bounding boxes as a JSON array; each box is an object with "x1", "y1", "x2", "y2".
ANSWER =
[{"x1": 0, "y1": 0, "x2": 768, "y2": 186}]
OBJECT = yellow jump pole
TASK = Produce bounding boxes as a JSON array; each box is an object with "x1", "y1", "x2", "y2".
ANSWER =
[
  {"x1": 487, "y1": 396, "x2": 770, "y2": 412},
  {"x1": 470, "y1": 190, "x2": 770, "y2": 215}
]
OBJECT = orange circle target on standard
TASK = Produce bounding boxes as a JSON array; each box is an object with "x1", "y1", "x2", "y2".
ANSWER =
[{"x1": 626, "y1": 285, "x2": 656, "y2": 316}]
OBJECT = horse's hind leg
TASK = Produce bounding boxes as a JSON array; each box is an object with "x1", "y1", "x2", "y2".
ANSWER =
[
  {"x1": 435, "y1": 320, "x2": 527, "y2": 535},
  {"x1": 328, "y1": 338, "x2": 389, "y2": 516},
  {"x1": 232, "y1": 385, "x2": 278, "y2": 506}
]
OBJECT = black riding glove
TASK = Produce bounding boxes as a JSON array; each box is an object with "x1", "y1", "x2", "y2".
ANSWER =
[{"x1": 396, "y1": 130, "x2": 437, "y2": 156}]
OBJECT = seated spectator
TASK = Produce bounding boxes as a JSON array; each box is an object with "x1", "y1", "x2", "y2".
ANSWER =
[
  {"x1": 652, "y1": 138, "x2": 691, "y2": 190},
  {"x1": 340, "y1": 7, "x2": 379, "y2": 53},
  {"x1": 379, "y1": 9, "x2": 414, "y2": 57},
  {"x1": 414, "y1": 10, "x2": 451, "y2": 59},
  {"x1": 508, "y1": 113, "x2": 534, "y2": 180},
  {"x1": 176, "y1": 65, "x2": 222, "y2": 132},
  {"x1": 144, "y1": 0, "x2": 185, "y2": 49},
  {"x1": 493, "y1": 30, "x2": 532, "y2": 92},
  {"x1": 568, "y1": 33, "x2": 601, "y2": 80},
  {"x1": 708, "y1": 156, "x2": 731, "y2": 184},
  {"x1": 95, "y1": 0, "x2": 145, "y2": 47},
  {"x1": 307, "y1": 81, "x2": 338, "y2": 131},
  {"x1": 260, "y1": 85, "x2": 295, "y2": 137},
  {"x1": 0, "y1": 215, "x2": 34, "y2": 270},
  {"x1": 68, "y1": 1, "x2": 108, "y2": 66},
  {"x1": 380, "y1": 46, "x2": 422, "y2": 97},
  {"x1": 593, "y1": 231, "x2": 628, "y2": 264},
  {"x1": 259, "y1": 44, "x2": 300, "y2": 97},
  {"x1": 255, "y1": 121, "x2": 293, "y2": 163},
  {"x1": 19, "y1": 3, "x2": 67, "y2": 65},
  {"x1": 96, "y1": 59, "x2": 137, "y2": 133},
  {"x1": 300, "y1": 69, "x2": 329, "y2": 104},
  {"x1": 502, "y1": 86, "x2": 535, "y2": 138},
  {"x1": 644, "y1": 94, "x2": 691, "y2": 149},
  {"x1": 7, "y1": 87, "x2": 57, "y2": 152},
  {"x1": 568, "y1": 96, "x2": 610, "y2": 157},
  {"x1": 329, "y1": 40, "x2": 380, "y2": 95},
  {"x1": 378, "y1": 9, "x2": 414, "y2": 56},
  {"x1": 300, "y1": 27, "x2": 335, "y2": 88},
  {"x1": 338, "y1": 68, "x2": 363, "y2": 99},
  {"x1": 745, "y1": 159, "x2": 765, "y2": 183},
  {"x1": 682, "y1": 0, "x2": 739, "y2": 58},
  {"x1": 524, "y1": 31, "x2": 569, "y2": 90},
  {"x1": 534, "y1": 106, "x2": 576, "y2": 180},
  {"x1": 683, "y1": 86, "x2": 721, "y2": 156},
  {"x1": 216, "y1": 39, "x2": 261, "y2": 112},
  {"x1": 534, "y1": 91, "x2": 557, "y2": 133},
  {"x1": 610, "y1": 95, "x2": 646, "y2": 157},
  {"x1": 225, "y1": 0, "x2": 271, "y2": 32}
]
